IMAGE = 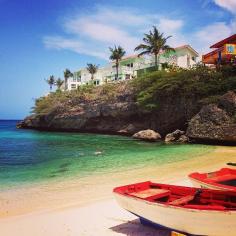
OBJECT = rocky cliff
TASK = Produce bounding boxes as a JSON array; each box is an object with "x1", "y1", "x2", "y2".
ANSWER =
[
  {"x1": 18, "y1": 82, "x2": 200, "y2": 136},
  {"x1": 187, "y1": 91, "x2": 236, "y2": 144},
  {"x1": 18, "y1": 66, "x2": 236, "y2": 144}
]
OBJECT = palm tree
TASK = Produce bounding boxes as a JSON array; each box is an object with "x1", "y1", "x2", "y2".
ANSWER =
[
  {"x1": 134, "y1": 26, "x2": 175, "y2": 67},
  {"x1": 109, "y1": 46, "x2": 126, "y2": 80},
  {"x1": 46, "y1": 75, "x2": 55, "y2": 91},
  {"x1": 55, "y1": 78, "x2": 64, "y2": 90},
  {"x1": 63, "y1": 69, "x2": 73, "y2": 90},
  {"x1": 86, "y1": 63, "x2": 99, "y2": 80}
]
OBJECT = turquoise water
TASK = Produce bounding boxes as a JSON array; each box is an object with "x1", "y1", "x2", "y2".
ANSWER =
[{"x1": 0, "y1": 120, "x2": 214, "y2": 189}]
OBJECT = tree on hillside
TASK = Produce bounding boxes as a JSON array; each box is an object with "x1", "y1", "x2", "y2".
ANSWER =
[
  {"x1": 86, "y1": 63, "x2": 99, "y2": 81},
  {"x1": 109, "y1": 45, "x2": 126, "y2": 80},
  {"x1": 55, "y1": 78, "x2": 64, "y2": 90},
  {"x1": 64, "y1": 69, "x2": 73, "y2": 90},
  {"x1": 134, "y1": 26, "x2": 175, "y2": 67},
  {"x1": 46, "y1": 75, "x2": 55, "y2": 91}
]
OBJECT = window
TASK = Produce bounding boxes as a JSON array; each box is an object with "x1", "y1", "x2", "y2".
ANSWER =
[
  {"x1": 125, "y1": 74, "x2": 131, "y2": 80},
  {"x1": 93, "y1": 80, "x2": 100, "y2": 86},
  {"x1": 227, "y1": 45, "x2": 234, "y2": 53},
  {"x1": 192, "y1": 57, "x2": 196, "y2": 61},
  {"x1": 130, "y1": 63, "x2": 133, "y2": 67},
  {"x1": 71, "y1": 84, "x2": 76, "y2": 89}
]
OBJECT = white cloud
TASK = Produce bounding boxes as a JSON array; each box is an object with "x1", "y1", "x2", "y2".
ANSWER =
[
  {"x1": 193, "y1": 22, "x2": 234, "y2": 53},
  {"x1": 43, "y1": 36, "x2": 108, "y2": 59},
  {"x1": 44, "y1": 6, "x2": 186, "y2": 60},
  {"x1": 214, "y1": 0, "x2": 236, "y2": 14},
  {"x1": 64, "y1": 18, "x2": 139, "y2": 52},
  {"x1": 43, "y1": 5, "x2": 235, "y2": 60},
  {"x1": 158, "y1": 18, "x2": 183, "y2": 34}
]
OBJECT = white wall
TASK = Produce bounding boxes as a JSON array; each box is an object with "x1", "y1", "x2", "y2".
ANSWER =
[{"x1": 66, "y1": 46, "x2": 199, "y2": 90}]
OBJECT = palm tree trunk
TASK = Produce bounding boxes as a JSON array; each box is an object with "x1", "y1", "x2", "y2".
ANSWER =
[
  {"x1": 155, "y1": 53, "x2": 158, "y2": 68},
  {"x1": 116, "y1": 60, "x2": 119, "y2": 80},
  {"x1": 65, "y1": 78, "x2": 68, "y2": 90}
]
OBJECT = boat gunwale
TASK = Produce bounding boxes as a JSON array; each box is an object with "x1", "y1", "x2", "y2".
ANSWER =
[
  {"x1": 113, "y1": 181, "x2": 236, "y2": 213},
  {"x1": 189, "y1": 168, "x2": 236, "y2": 191},
  {"x1": 113, "y1": 191, "x2": 236, "y2": 213}
]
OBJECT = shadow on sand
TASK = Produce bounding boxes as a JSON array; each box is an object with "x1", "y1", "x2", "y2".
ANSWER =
[{"x1": 110, "y1": 219, "x2": 171, "y2": 236}]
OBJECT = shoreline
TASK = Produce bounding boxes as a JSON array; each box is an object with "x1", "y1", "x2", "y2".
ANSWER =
[
  {"x1": 17, "y1": 125, "x2": 236, "y2": 146},
  {"x1": 1, "y1": 146, "x2": 236, "y2": 217},
  {"x1": 0, "y1": 146, "x2": 236, "y2": 235}
]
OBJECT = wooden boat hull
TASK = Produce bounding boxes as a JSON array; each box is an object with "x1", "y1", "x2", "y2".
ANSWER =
[
  {"x1": 189, "y1": 168, "x2": 236, "y2": 192},
  {"x1": 114, "y1": 188, "x2": 236, "y2": 236}
]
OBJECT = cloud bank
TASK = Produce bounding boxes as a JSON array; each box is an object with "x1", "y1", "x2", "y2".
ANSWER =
[
  {"x1": 214, "y1": 0, "x2": 236, "y2": 14},
  {"x1": 43, "y1": 5, "x2": 235, "y2": 60}
]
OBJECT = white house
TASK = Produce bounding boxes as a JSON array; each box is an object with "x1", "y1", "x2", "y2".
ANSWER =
[{"x1": 66, "y1": 44, "x2": 199, "y2": 90}]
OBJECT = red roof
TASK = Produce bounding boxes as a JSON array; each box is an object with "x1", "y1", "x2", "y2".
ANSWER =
[
  {"x1": 210, "y1": 34, "x2": 236, "y2": 49},
  {"x1": 202, "y1": 48, "x2": 220, "y2": 59}
]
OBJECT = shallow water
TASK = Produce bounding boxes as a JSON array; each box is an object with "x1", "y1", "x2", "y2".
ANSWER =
[{"x1": 0, "y1": 120, "x2": 215, "y2": 189}]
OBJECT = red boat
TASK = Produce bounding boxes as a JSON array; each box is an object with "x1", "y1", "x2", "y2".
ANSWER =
[
  {"x1": 113, "y1": 181, "x2": 236, "y2": 236},
  {"x1": 189, "y1": 168, "x2": 236, "y2": 191}
]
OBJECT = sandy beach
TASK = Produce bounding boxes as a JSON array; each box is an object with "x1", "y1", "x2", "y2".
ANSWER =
[{"x1": 0, "y1": 146, "x2": 236, "y2": 235}]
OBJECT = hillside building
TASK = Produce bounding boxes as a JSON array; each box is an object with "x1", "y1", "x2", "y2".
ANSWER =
[{"x1": 66, "y1": 44, "x2": 199, "y2": 90}]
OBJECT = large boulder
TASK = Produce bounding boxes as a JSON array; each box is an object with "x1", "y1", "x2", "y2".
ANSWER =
[
  {"x1": 132, "y1": 129, "x2": 161, "y2": 141},
  {"x1": 118, "y1": 124, "x2": 138, "y2": 135},
  {"x1": 186, "y1": 92, "x2": 236, "y2": 144},
  {"x1": 178, "y1": 135, "x2": 189, "y2": 143},
  {"x1": 165, "y1": 129, "x2": 185, "y2": 142},
  {"x1": 218, "y1": 91, "x2": 236, "y2": 115}
]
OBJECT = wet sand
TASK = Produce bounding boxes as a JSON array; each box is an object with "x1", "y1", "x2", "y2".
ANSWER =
[{"x1": 0, "y1": 146, "x2": 236, "y2": 235}]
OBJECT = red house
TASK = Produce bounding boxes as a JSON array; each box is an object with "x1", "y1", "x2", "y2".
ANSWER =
[{"x1": 202, "y1": 34, "x2": 236, "y2": 65}]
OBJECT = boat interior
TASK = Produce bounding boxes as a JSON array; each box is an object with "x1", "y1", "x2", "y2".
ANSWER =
[
  {"x1": 191, "y1": 168, "x2": 236, "y2": 188},
  {"x1": 115, "y1": 181, "x2": 236, "y2": 210}
]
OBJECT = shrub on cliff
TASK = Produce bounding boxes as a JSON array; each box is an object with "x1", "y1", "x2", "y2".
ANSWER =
[
  {"x1": 132, "y1": 64, "x2": 236, "y2": 110},
  {"x1": 31, "y1": 82, "x2": 131, "y2": 115},
  {"x1": 32, "y1": 64, "x2": 236, "y2": 115}
]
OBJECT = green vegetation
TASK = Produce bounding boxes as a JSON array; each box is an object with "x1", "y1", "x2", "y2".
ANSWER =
[
  {"x1": 37, "y1": 26, "x2": 236, "y2": 117},
  {"x1": 45, "y1": 75, "x2": 55, "y2": 91},
  {"x1": 33, "y1": 64, "x2": 236, "y2": 115},
  {"x1": 132, "y1": 64, "x2": 236, "y2": 110},
  {"x1": 134, "y1": 26, "x2": 175, "y2": 67},
  {"x1": 109, "y1": 45, "x2": 126, "y2": 80},
  {"x1": 64, "y1": 69, "x2": 73, "y2": 90},
  {"x1": 86, "y1": 63, "x2": 99, "y2": 80},
  {"x1": 55, "y1": 78, "x2": 64, "y2": 90},
  {"x1": 31, "y1": 82, "x2": 130, "y2": 115}
]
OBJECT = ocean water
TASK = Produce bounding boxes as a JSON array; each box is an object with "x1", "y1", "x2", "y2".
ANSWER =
[{"x1": 0, "y1": 120, "x2": 214, "y2": 189}]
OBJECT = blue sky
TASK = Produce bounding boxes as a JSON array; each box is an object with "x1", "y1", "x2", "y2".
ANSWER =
[{"x1": 0, "y1": 0, "x2": 235, "y2": 119}]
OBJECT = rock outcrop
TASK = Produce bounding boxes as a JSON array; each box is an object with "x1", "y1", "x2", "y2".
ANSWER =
[
  {"x1": 18, "y1": 85, "x2": 236, "y2": 144},
  {"x1": 165, "y1": 129, "x2": 187, "y2": 143},
  {"x1": 132, "y1": 129, "x2": 161, "y2": 141},
  {"x1": 178, "y1": 135, "x2": 189, "y2": 143},
  {"x1": 18, "y1": 83, "x2": 201, "y2": 136},
  {"x1": 186, "y1": 91, "x2": 236, "y2": 144}
]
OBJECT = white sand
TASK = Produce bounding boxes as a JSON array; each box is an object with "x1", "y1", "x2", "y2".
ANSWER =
[
  {"x1": 0, "y1": 199, "x2": 172, "y2": 236},
  {"x1": 0, "y1": 146, "x2": 236, "y2": 236}
]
